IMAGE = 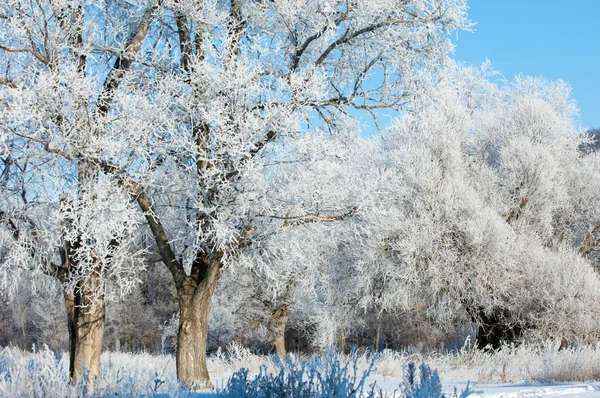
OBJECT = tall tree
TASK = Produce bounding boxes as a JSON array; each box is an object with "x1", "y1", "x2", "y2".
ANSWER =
[
  {"x1": 0, "y1": 0, "x2": 157, "y2": 379},
  {"x1": 355, "y1": 64, "x2": 600, "y2": 349},
  {"x1": 106, "y1": 0, "x2": 468, "y2": 386},
  {"x1": 2, "y1": 0, "x2": 469, "y2": 387}
]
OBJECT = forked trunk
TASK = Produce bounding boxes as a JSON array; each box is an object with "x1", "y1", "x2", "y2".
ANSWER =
[
  {"x1": 175, "y1": 257, "x2": 222, "y2": 388},
  {"x1": 268, "y1": 304, "x2": 289, "y2": 357},
  {"x1": 64, "y1": 273, "x2": 105, "y2": 381}
]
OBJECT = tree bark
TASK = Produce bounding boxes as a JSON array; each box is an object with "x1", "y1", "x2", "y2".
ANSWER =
[
  {"x1": 268, "y1": 303, "x2": 289, "y2": 357},
  {"x1": 374, "y1": 313, "x2": 383, "y2": 352},
  {"x1": 64, "y1": 290, "x2": 77, "y2": 378},
  {"x1": 64, "y1": 274, "x2": 105, "y2": 381},
  {"x1": 175, "y1": 256, "x2": 222, "y2": 388},
  {"x1": 338, "y1": 329, "x2": 346, "y2": 353}
]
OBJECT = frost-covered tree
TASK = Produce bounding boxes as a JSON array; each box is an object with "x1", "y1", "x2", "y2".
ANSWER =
[
  {"x1": 355, "y1": 64, "x2": 600, "y2": 349},
  {"x1": 211, "y1": 220, "x2": 347, "y2": 357},
  {"x1": 0, "y1": 151, "x2": 145, "y2": 378},
  {"x1": 1, "y1": 0, "x2": 470, "y2": 386},
  {"x1": 33, "y1": 0, "x2": 466, "y2": 387},
  {"x1": 580, "y1": 128, "x2": 600, "y2": 155},
  {"x1": 0, "y1": 0, "x2": 156, "y2": 379}
]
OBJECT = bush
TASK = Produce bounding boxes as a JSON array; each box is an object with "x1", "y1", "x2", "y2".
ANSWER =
[
  {"x1": 219, "y1": 351, "x2": 375, "y2": 398},
  {"x1": 403, "y1": 362, "x2": 471, "y2": 398},
  {"x1": 219, "y1": 352, "x2": 471, "y2": 398}
]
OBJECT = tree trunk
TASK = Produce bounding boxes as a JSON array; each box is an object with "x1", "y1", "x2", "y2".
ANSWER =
[
  {"x1": 175, "y1": 257, "x2": 222, "y2": 388},
  {"x1": 374, "y1": 313, "x2": 383, "y2": 352},
  {"x1": 176, "y1": 291, "x2": 212, "y2": 388},
  {"x1": 20, "y1": 312, "x2": 28, "y2": 351},
  {"x1": 268, "y1": 303, "x2": 289, "y2": 357},
  {"x1": 338, "y1": 329, "x2": 346, "y2": 353},
  {"x1": 64, "y1": 274, "x2": 105, "y2": 381},
  {"x1": 64, "y1": 290, "x2": 77, "y2": 377}
]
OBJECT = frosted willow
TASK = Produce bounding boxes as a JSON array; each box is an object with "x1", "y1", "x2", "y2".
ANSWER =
[{"x1": 331, "y1": 64, "x2": 600, "y2": 350}]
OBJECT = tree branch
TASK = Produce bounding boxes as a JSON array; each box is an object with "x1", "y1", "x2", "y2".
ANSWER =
[
  {"x1": 94, "y1": 1, "x2": 159, "y2": 121},
  {"x1": 265, "y1": 207, "x2": 358, "y2": 228},
  {"x1": 579, "y1": 224, "x2": 600, "y2": 257},
  {"x1": 0, "y1": 79, "x2": 18, "y2": 89},
  {"x1": 0, "y1": 44, "x2": 49, "y2": 65},
  {"x1": 289, "y1": 13, "x2": 348, "y2": 72},
  {"x1": 175, "y1": 10, "x2": 192, "y2": 75},
  {"x1": 0, "y1": 210, "x2": 69, "y2": 282},
  {"x1": 40, "y1": 145, "x2": 187, "y2": 288},
  {"x1": 105, "y1": 164, "x2": 187, "y2": 289}
]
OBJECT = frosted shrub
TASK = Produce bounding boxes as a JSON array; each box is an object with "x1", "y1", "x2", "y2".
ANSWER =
[
  {"x1": 403, "y1": 362, "x2": 472, "y2": 398},
  {"x1": 0, "y1": 346, "x2": 71, "y2": 397},
  {"x1": 0, "y1": 347, "x2": 185, "y2": 397},
  {"x1": 219, "y1": 352, "x2": 471, "y2": 398},
  {"x1": 220, "y1": 351, "x2": 377, "y2": 397},
  {"x1": 526, "y1": 343, "x2": 600, "y2": 383}
]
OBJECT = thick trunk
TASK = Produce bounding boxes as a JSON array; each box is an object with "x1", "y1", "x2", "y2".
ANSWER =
[
  {"x1": 73, "y1": 296, "x2": 104, "y2": 380},
  {"x1": 268, "y1": 304, "x2": 289, "y2": 357},
  {"x1": 175, "y1": 257, "x2": 221, "y2": 388},
  {"x1": 176, "y1": 290, "x2": 212, "y2": 388},
  {"x1": 64, "y1": 274, "x2": 105, "y2": 381}
]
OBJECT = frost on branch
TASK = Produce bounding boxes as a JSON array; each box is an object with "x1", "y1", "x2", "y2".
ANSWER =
[
  {"x1": 58, "y1": 178, "x2": 147, "y2": 303},
  {"x1": 0, "y1": 175, "x2": 146, "y2": 305},
  {"x1": 348, "y1": 64, "x2": 600, "y2": 346}
]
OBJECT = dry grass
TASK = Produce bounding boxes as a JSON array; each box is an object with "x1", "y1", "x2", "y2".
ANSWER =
[
  {"x1": 2, "y1": 339, "x2": 600, "y2": 396},
  {"x1": 364, "y1": 338, "x2": 600, "y2": 385}
]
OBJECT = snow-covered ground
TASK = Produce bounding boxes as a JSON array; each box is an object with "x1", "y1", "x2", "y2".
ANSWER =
[
  {"x1": 370, "y1": 375, "x2": 600, "y2": 398},
  {"x1": 2, "y1": 342, "x2": 600, "y2": 397},
  {"x1": 459, "y1": 382, "x2": 600, "y2": 397},
  {"x1": 363, "y1": 375, "x2": 600, "y2": 398},
  {"x1": 192, "y1": 379, "x2": 600, "y2": 397}
]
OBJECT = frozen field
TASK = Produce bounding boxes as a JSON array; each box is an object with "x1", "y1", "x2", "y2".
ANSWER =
[
  {"x1": 1, "y1": 341, "x2": 600, "y2": 397},
  {"x1": 454, "y1": 382, "x2": 600, "y2": 397}
]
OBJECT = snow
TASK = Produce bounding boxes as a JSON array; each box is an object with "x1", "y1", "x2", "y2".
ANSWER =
[
  {"x1": 458, "y1": 382, "x2": 600, "y2": 398},
  {"x1": 367, "y1": 375, "x2": 600, "y2": 398},
  {"x1": 183, "y1": 381, "x2": 600, "y2": 398},
  {"x1": 2, "y1": 345, "x2": 600, "y2": 397}
]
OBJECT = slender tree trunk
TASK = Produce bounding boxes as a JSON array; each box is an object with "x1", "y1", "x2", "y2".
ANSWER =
[
  {"x1": 338, "y1": 329, "x2": 346, "y2": 353},
  {"x1": 268, "y1": 303, "x2": 289, "y2": 357},
  {"x1": 64, "y1": 290, "x2": 77, "y2": 377},
  {"x1": 20, "y1": 313, "x2": 28, "y2": 351},
  {"x1": 64, "y1": 274, "x2": 105, "y2": 381},
  {"x1": 175, "y1": 257, "x2": 222, "y2": 388},
  {"x1": 374, "y1": 313, "x2": 383, "y2": 352}
]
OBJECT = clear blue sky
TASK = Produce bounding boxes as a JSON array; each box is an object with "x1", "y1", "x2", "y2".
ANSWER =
[{"x1": 453, "y1": 0, "x2": 600, "y2": 130}]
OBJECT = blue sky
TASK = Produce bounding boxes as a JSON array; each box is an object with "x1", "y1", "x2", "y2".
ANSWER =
[{"x1": 453, "y1": 0, "x2": 600, "y2": 130}]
